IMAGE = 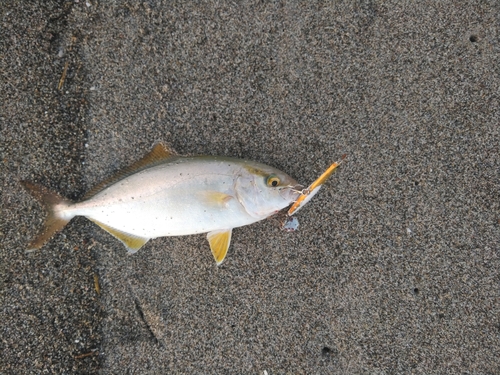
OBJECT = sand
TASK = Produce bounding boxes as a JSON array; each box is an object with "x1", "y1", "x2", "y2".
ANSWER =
[{"x1": 1, "y1": 1, "x2": 499, "y2": 373}]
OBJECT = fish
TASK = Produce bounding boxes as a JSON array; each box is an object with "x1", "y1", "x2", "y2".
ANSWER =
[{"x1": 22, "y1": 144, "x2": 305, "y2": 265}]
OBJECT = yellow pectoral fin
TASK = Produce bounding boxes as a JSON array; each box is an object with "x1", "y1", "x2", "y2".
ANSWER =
[
  {"x1": 200, "y1": 191, "x2": 234, "y2": 207},
  {"x1": 89, "y1": 219, "x2": 150, "y2": 253},
  {"x1": 207, "y1": 229, "x2": 232, "y2": 265}
]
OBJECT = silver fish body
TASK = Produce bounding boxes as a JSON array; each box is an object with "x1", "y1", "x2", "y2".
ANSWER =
[
  {"x1": 71, "y1": 156, "x2": 299, "y2": 238},
  {"x1": 22, "y1": 145, "x2": 301, "y2": 264}
]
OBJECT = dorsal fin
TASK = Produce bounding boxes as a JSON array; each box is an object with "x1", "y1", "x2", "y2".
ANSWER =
[{"x1": 83, "y1": 143, "x2": 176, "y2": 200}]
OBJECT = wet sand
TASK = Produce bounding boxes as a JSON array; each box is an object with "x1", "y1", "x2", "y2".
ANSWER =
[{"x1": 2, "y1": 1, "x2": 499, "y2": 373}]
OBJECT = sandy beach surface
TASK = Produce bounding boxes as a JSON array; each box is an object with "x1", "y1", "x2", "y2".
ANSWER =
[{"x1": 2, "y1": 1, "x2": 499, "y2": 373}]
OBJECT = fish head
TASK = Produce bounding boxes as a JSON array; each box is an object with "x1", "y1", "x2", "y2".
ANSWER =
[{"x1": 235, "y1": 162, "x2": 301, "y2": 219}]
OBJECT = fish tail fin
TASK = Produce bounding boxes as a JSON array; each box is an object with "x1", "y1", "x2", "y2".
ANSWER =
[{"x1": 21, "y1": 180, "x2": 75, "y2": 251}]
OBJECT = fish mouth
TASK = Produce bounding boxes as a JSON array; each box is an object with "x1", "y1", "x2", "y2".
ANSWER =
[{"x1": 279, "y1": 184, "x2": 303, "y2": 202}]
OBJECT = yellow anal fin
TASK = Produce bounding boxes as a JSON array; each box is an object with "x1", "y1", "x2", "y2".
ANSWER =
[
  {"x1": 89, "y1": 219, "x2": 149, "y2": 253},
  {"x1": 207, "y1": 229, "x2": 232, "y2": 265},
  {"x1": 83, "y1": 143, "x2": 177, "y2": 199},
  {"x1": 200, "y1": 191, "x2": 234, "y2": 207}
]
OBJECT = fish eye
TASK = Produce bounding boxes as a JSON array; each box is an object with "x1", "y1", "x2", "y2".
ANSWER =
[{"x1": 266, "y1": 174, "x2": 280, "y2": 187}]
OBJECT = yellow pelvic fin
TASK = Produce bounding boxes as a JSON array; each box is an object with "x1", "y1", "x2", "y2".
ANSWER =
[
  {"x1": 200, "y1": 191, "x2": 234, "y2": 207},
  {"x1": 207, "y1": 229, "x2": 232, "y2": 265},
  {"x1": 83, "y1": 143, "x2": 177, "y2": 199},
  {"x1": 89, "y1": 219, "x2": 149, "y2": 253}
]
